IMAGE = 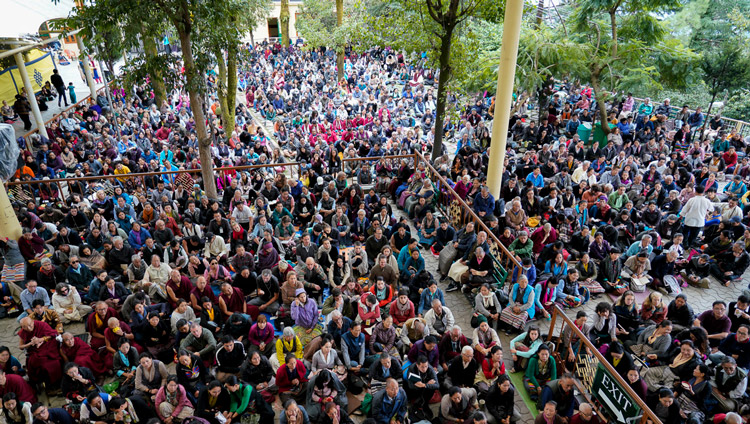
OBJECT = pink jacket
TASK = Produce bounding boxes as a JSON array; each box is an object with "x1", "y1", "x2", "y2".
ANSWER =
[{"x1": 155, "y1": 384, "x2": 192, "y2": 420}]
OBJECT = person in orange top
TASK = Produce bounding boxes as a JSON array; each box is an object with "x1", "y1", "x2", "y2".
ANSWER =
[{"x1": 369, "y1": 277, "x2": 393, "y2": 309}]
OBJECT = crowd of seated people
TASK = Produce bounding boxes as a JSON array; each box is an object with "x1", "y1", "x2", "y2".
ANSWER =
[{"x1": 5, "y1": 33, "x2": 750, "y2": 424}]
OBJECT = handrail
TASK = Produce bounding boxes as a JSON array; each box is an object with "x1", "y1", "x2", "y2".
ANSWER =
[
  {"x1": 4, "y1": 154, "x2": 415, "y2": 210},
  {"x1": 20, "y1": 82, "x2": 112, "y2": 142},
  {"x1": 547, "y1": 305, "x2": 661, "y2": 424},
  {"x1": 414, "y1": 151, "x2": 522, "y2": 282},
  {"x1": 4, "y1": 162, "x2": 303, "y2": 187}
]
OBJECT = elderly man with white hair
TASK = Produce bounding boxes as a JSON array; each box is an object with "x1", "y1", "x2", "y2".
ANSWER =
[
  {"x1": 143, "y1": 255, "x2": 172, "y2": 301},
  {"x1": 51, "y1": 282, "x2": 92, "y2": 323},
  {"x1": 459, "y1": 246, "x2": 494, "y2": 293},
  {"x1": 444, "y1": 345, "x2": 479, "y2": 390},
  {"x1": 424, "y1": 299, "x2": 455, "y2": 337}
]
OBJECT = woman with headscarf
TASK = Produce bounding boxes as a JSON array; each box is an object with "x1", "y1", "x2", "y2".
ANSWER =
[
  {"x1": 291, "y1": 289, "x2": 322, "y2": 346},
  {"x1": 257, "y1": 242, "x2": 280, "y2": 271}
]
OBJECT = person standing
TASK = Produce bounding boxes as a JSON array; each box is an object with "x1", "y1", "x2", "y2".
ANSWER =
[
  {"x1": 50, "y1": 69, "x2": 68, "y2": 107},
  {"x1": 13, "y1": 94, "x2": 31, "y2": 131},
  {"x1": 680, "y1": 185, "x2": 713, "y2": 247}
]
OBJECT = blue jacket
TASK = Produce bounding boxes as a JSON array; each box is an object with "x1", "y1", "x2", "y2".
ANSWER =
[
  {"x1": 718, "y1": 333, "x2": 750, "y2": 369},
  {"x1": 473, "y1": 192, "x2": 496, "y2": 216},
  {"x1": 397, "y1": 245, "x2": 416, "y2": 272},
  {"x1": 341, "y1": 331, "x2": 365, "y2": 367},
  {"x1": 372, "y1": 387, "x2": 408, "y2": 424},
  {"x1": 418, "y1": 288, "x2": 445, "y2": 315},
  {"x1": 566, "y1": 119, "x2": 580, "y2": 134},
  {"x1": 525, "y1": 172, "x2": 544, "y2": 188}
]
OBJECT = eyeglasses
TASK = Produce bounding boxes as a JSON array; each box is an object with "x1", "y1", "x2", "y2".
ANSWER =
[{"x1": 70, "y1": 260, "x2": 79, "y2": 264}]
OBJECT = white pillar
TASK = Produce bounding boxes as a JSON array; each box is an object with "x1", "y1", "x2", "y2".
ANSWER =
[
  {"x1": 0, "y1": 183, "x2": 22, "y2": 241},
  {"x1": 77, "y1": 36, "x2": 97, "y2": 99},
  {"x1": 486, "y1": 0, "x2": 524, "y2": 198},
  {"x1": 14, "y1": 53, "x2": 46, "y2": 132}
]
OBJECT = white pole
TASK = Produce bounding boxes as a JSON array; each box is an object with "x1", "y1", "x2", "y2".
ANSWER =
[
  {"x1": 486, "y1": 0, "x2": 524, "y2": 198},
  {"x1": 14, "y1": 53, "x2": 46, "y2": 132},
  {"x1": 77, "y1": 36, "x2": 97, "y2": 99}
]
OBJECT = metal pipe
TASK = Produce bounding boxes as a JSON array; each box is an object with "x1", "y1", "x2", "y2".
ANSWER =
[{"x1": 547, "y1": 305, "x2": 663, "y2": 424}]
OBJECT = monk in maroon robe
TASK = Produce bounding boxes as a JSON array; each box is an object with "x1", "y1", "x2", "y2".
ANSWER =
[
  {"x1": 60, "y1": 332, "x2": 107, "y2": 376},
  {"x1": 218, "y1": 283, "x2": 259, "y2": 320},
  {"x1": 18, "y1": 317, "x2": 63, "y2": 387},
  {"x1": 166, "y1": 271, "x2": 194, "y2": 309},
  {"x1": 87, "y1": 302, "x2": 118, "y2": 351},
  {"x1": 103, "y1": 319, "x2": 143, "y2": 368},
  {"x1": 0, "y1": 370, "x2": 37, "y2": 403},
  {"x1": 190, "y1": 276, "x2": 217, "y2": 313}
]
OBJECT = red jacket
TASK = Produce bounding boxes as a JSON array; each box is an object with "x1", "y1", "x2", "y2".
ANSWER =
[{"x1": 275, "y1": 360, "x2": 308, "y2": 393}]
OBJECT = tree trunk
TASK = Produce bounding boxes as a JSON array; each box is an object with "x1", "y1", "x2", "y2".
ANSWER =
[
  {"x1": 700, "y1": 90, "x2": 717, "y2": 141},
  {"x1": 177, "y1": 23, "x2": 218, "y2": 199},
  {"x1": 535, "y1": 0, "x2": 544, "y2": 29},
  {"x1": 590, "y1": 70, "x2": 611, "y2": 137},
  {"x1": 336, "y1": 0, "x2": 345, "y2": 83},
  {"x1": 609, "y1": 11, "x2": 618, "y2": 58},
  {"x1": 431, "y1": 29, "x2": 454, "y2": 161},
  {"x1": 280, "y1": 0, "x2": 290, "y2": 47},
  {"x1": 215, "y1": 47, "x2": 230, "y2": 130},
  {"x1": 226, "y1": 44, "x2": 238, "y2": 134},
  {"x1": 141, "y1": 25, "x2": 167, "y2": 107}
]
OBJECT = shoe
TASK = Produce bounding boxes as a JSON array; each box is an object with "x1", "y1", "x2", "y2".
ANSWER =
[{"x1": 446, "y1": 283, "x2": 459, "y2": 292}]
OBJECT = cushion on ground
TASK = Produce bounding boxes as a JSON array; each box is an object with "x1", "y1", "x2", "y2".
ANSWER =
[{"x1": 508, "y1": 371, "x2": 539, "y2": 418}]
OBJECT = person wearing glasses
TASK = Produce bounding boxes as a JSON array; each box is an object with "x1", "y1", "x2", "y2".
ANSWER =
[
  {"x1": 694, "y1": 301, "x2": 732, "y2": 349},
  {"x1": 711, "y1": 356, "x2": 748, "y2": 413},
  {"x1": 708, "y1": 325, "x2": 750, "y2": 371},
  {"x1": 30, "y1": 402, "x2": 74, "y2": 424}
]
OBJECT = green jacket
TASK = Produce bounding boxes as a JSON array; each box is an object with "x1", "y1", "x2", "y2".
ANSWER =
[
  {"x1": 525, "y1": 356, "x2": 557, "y2": 388},
  {"x1": 608, "y1": 191, "x2": 629, "y2": 211},
  {"x1": 229, "y1": 383, "x2": 253, "y2": 414},
  {"x1": 508, "y1": 238, "x2": 533, "y2": 260}
]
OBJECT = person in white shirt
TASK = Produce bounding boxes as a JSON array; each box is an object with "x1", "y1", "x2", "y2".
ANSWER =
[{"x1": 680, "y1": 185, "x2": 714, "y2": 248}]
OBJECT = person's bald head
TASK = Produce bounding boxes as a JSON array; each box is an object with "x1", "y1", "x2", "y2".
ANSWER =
[
  {"x1": 385, "y1": 378, "x2": 399, "y2": 398},
  {"x1": 19, "y1": 317, "x2": 34, "y2": 331}
]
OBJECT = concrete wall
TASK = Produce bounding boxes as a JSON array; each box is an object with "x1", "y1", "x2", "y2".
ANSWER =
[{"x1": 245, "y1": 0, "x2": 303, "y2": 44}]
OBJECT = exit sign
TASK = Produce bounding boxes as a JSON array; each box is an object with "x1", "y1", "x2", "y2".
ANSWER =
[{"x1": 591, "y1": 364, "x2": 642, "y2": 423}]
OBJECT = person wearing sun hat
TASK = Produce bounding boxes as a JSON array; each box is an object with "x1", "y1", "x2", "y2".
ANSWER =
[{"x1": 291, "y1": 288, "x2": 322, "y2": 345}]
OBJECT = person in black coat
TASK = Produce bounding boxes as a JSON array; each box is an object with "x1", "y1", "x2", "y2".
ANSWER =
[
  {"x1": 241, "y1": 350, "x2": 276, "y2": 392},
  {"x1": 486, "y1": 374, "x2": 521, "y2": 423},
  {"x1": 30, "y1": 403, "x2": 74, "y2": 424},
  {"x1": 603, "y1": 342, "x2": 634, "y2": 380},
  {"x1": 647, "y1": 388, "x2": 683, "y2": 424},
  {"x1": 60, "y1": 363, "x2": 99, "y2": 404},
  {"x1": 368, "y1": 353, "x2": 402, "y2": 390},
  {"x1": 196, "y1": 380, "x2": 231, "y2": 424},
  {"x1": 319, "y1": 402, "x2": 354, "y2": 424},
  {"x1": 176, "y1": 349, "x2": 211, "y2": 404},
  {"x1": 711, "y1": 242, "x2": 750, "y2": 285},
  {"x1": 445, "y1": 347, "x2": 479, "y2": 389}
]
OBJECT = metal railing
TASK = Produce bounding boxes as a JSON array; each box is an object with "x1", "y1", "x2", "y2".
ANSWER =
[
  {"x1": 20, "y1": 82, "x2": 112, "y2": 148},
  {"x1": 6, "y1": 152, "x2": 522, "y2": 288},
  {"x1": 547, "y1": 305, "x2": 662, "y2": 424},
  {"x1": 414, "y1": 151, "x2": 521, "y2": 289}
]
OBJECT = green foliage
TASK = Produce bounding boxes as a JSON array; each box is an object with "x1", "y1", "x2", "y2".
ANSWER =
[
  {"x1": 689, "y1": 0, "x2": 750, "y2": 48},
  {"x1": 700, "y1": 42, "x2": 750, "y2": 101},
  {"x1": 296, "y1": 0, "x2": 369, "y2": 52}
]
